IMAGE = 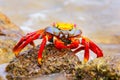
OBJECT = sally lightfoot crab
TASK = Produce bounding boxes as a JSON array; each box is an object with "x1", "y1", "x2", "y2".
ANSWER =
[{"x1": 13, "y1": 22, "x2": 103, "y2": 64}]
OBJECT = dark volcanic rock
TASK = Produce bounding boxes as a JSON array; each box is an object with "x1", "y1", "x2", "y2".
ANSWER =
[
  {"x1": 73, "y1": 56, "x2": 120, "y2": 80},
  {"x1": 6, "y1": 44, "x2": 120, "y2": 80},
  {"x1": 6, "y1": 44, "x2": 80, "y2": 80}
]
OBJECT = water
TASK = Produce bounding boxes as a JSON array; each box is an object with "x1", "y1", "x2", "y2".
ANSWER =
[
  {"x1": 0, "y1": 0, "x2": 120, "y2": 43},
  {"x1": 0, "y1": 64, "x2": 8, "y2": 80},
  {"x1": 0, "y1": 0, "x2": 120, "y2": 80},
  {"x1": 3, "y1": 0, "x2": 120, "y2": 48},
  {"x1": 0, "y1": 0, "x2": 119, "y2": 31}
]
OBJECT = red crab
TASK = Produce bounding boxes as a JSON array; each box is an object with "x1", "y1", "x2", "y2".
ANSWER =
[{"x1": 13, "y1": 22, "x2": 103, "y2": 64}]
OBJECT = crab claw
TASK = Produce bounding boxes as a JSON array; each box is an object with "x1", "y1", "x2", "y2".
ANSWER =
[
  {"x1": 81, "y1": 37, "x2": 103, "y2": 63},
  {"x1": 13, "y1": 30, "x2": 44, "y2": 57}
]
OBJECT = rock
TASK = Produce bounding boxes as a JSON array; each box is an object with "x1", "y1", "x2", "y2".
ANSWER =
[
  {"x1": 5, "y1": 44, "x2": 80, "y2": 80},
  {"x1": 0, "y1": 12, "x2": 22, "y2": 31},
  {"x1": 73, "y1": 56, "x2": 120, "y2": 80},
  {"x1": 5, "y1": 44, "x2": 120, "y2": 80},
  {"x1": 0, "y1": 12, "x2": 23, "y2": 64}
]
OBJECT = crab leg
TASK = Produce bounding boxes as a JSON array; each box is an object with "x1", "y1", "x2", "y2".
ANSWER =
[
  {"x1": 38, "y1": 36, "x2": 48, "y2": 64},
  {"x1": 71, "y1": 36, "x2": 103, "y2": 63},
  {"x1": 72, "y1": 46, "x2": 84, "y2": 54},
  {"x1": 81, "y1": 38, "x2": 90, "y2": 63},
  {"x1": 67, "y1": 38, "x2": 89, "y2": 62},
  {"x1": 88, "y1": 39, "x2": 103, "y2": 57},
  {"x1": 13, "y1": 32, "x2": 36, "y2": 50},
  {"x1": 81, "y1": 37, "x2": 103, "y2": 62},
  {"x1": 13, "y1": 30, "x2": 44, "y2": 57}
]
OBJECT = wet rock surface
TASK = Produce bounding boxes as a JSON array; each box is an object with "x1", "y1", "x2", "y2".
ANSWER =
[
  {"x1": 6, "y1": 44, "x2": 80, "y2": 80},
  {"x1": 0, "y1": 12, "x2": 23, "y2": 64},
  {"x1": 73, "y1": 56, "x2": 120, "y2": 80},
  {"x1": 6, "y1": 44, "x2": 120, "y2": 80}
]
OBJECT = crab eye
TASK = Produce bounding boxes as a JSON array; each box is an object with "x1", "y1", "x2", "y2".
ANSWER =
[
  {"x1": 52, "y1": 22, "x2": 56, "y2": 27},
  {"x1": 74, "y1": 24, "x2": 76, "y2": 28},
  {"x1": 45, "y1": 27, "x2": 60, "y2": 36}
]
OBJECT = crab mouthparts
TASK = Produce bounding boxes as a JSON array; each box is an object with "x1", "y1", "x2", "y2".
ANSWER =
[
  {"x1": 61, "y1": 37, "x2": 71, "y2": 45},
  {"x1": 58, "y1": 34, "x2": 71, "y2": 45},
  {"x1": 59, "y1": 33, "x2": 68, "y2": 38}
]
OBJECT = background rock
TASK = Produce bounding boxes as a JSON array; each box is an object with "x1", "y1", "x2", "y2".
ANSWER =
[{"x1": 0, "y1": 12, "x2": 23, "y2": 64}]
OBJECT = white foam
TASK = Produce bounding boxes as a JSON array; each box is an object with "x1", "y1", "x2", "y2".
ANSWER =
[
  {"x1": 29, "y1": 13, "x2": 47, "y2": 20},
  {"x1": 20, "y1": 26, "x2": 33, "y2": 32},
  {"x1": 64, "y1": 0, "x2": 110, "y2": 6},
  {"x1": 20, "y1": 12, "x2": 48, "y2": 32},
  {"x1": 78, "y1": 16, "x2": 86, "y2": 21},
  {"x1": 64, "y1": 0, "x2": 76, "y2": 5},
  {"x1": 0, "y1": 63, "x2": 8, "y2": 80}
]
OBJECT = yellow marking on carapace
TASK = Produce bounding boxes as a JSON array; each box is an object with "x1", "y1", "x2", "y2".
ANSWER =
[{"x1": 56, "y1": 22, "x2": 74, "y2": 30}]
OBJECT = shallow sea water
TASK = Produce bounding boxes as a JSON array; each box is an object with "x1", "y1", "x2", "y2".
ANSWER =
[
  {"x1": 0, "y1": 0, "x2": 120, "y2": 80},
  {"x1": 0, "y1": 0, "x2": 120, "y2": 43}
]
